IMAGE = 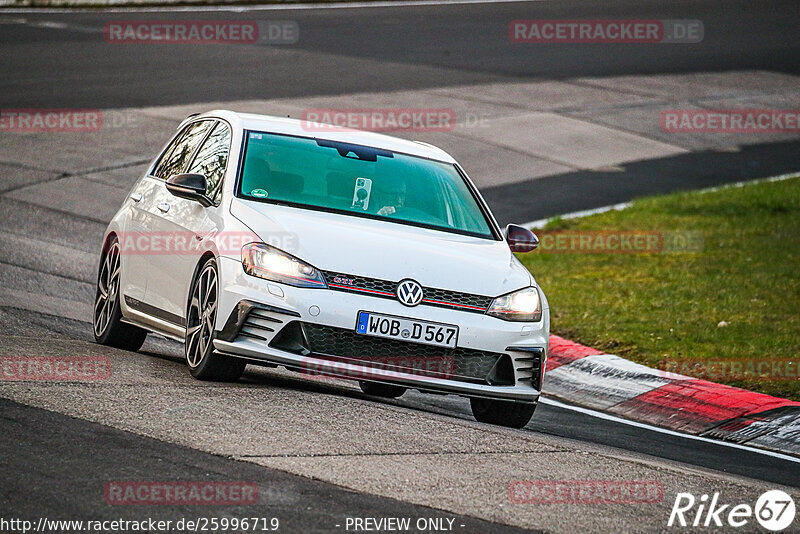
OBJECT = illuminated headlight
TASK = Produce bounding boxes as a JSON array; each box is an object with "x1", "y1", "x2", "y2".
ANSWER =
[
  {"x1": 242, "y1": 243, "x2": 327, "y2": 288},
  {"x1": 486, "y1": 287, "x2": 542, "y2": 322}
]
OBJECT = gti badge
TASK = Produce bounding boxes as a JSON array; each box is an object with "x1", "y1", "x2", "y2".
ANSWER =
[{"x1": 396, "y1": 279, "x2": 424, "y2": 307}]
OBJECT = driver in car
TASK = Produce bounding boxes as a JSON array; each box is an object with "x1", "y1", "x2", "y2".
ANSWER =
[{"x1": 377, "y1": 180, "x2": 407, "y2": 216}]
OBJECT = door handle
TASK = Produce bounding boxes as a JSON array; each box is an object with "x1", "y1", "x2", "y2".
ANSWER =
[
  {"x1": 130, "y1": 192, "x2": 142, "y2": 203},
  {"x1": 157, "y1": 202, "x2": 171, "y2": 213}
]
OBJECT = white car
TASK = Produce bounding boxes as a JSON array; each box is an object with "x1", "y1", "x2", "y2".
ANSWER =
[{"x1": 94, "y1": 110, "x2": 549, "y2": 428}]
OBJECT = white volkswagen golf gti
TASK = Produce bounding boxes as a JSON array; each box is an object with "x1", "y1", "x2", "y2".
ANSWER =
[{"x1": 94, "y1": 110, "x2": 549, "y2": 427}]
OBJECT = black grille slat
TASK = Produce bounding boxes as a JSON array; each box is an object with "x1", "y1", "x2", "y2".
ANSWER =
[
  {"x1": 321, "y1": 270, "x2": 493, "y2": 313},
  {"x1": 244, "y1": 322, "x2": 274, "y2": 333},
  {"x1": 238, "y1": 330, "x2": 267, "y2": 341},
  {"x1": 249, "y1": 312, "x2": 282, "y2": 323},
  {"x1": 272, "y1": 322, "x2": 506, "y2": 383}
]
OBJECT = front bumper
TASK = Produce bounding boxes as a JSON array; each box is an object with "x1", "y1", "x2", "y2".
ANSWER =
[{"x1": 213, "y1": 256, "x2": 549, "y2": 402}]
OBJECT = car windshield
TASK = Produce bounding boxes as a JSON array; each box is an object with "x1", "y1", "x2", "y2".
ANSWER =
[{"x1": 238, "y1": 131, "x2": 495, "y2": 238}]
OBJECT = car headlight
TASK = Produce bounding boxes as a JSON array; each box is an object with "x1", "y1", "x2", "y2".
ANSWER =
[
  {"x1": 242, "y1": 243, "x2": 327, "y2": 288},
  {"x1": 486, "y1": 287, "x2": 542, "y2": 322}
]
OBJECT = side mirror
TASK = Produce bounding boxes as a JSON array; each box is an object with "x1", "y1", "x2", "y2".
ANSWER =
[
  {"x1": 505, "y1": 224, "x2": 538, "y2": 253},
  {"x1": 165, "y1": 173, "x2": 212, "y2": 207}
]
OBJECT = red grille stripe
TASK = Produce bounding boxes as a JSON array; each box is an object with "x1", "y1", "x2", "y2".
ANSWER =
[
  {"x1": 422, "y1": 298, "x2": 487, "y2": 311},
  {"x1": 328, "y1": 283, "x2": 395, "y2": 296}
]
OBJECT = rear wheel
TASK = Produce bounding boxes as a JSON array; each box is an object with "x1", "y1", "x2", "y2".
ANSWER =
[
  {"x1": 185, "y1": 258, "x2": 246, "y2": 381},
  {"x1": 359, "y1": 381, "x2": 406, "y2": 398},
  {"x1": 470, "y1": 397, "x2": 536, "y2": 428},
  {"x1": 93, "y1": 238, "x2": 147, "y2": 351}
]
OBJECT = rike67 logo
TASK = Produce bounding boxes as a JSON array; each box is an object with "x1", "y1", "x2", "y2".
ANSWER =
[{"x1": 668, "y1": 490, "x2": 796, "y2": 531}]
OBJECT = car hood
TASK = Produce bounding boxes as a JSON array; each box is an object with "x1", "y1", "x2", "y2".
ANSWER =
[{"x1": 230, "y1": 199, "x2": 533, "y2": 297}]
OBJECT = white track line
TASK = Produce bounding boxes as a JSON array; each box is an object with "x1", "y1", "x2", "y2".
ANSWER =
[
  {"x1": 524, "y1": 202, "x2": 631, "y2": 229},
  {"x1": 540, "y1": 397, "x2": 800, "y2": 464},
  {"x1": 524, "y1": 172, "x2": 800, "y2": 229},
  {"x1": 1, "y1": 0, "x2": 545, "y2": 14}
]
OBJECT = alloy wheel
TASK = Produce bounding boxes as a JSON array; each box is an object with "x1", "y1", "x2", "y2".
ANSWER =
[
  {"x1": 94, "y1": 241, "x2": 121, "y2": 337},
  {"x1": 186, "y1": 263, "x2": 218, "y2": 368}
]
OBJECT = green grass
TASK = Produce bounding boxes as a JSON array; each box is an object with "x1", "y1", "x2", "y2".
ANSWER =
[{"x1": 519, "y1": 176, "x2": 800, "y2": 400}]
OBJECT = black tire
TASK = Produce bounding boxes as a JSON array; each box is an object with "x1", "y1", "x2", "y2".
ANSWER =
[
  {"x1": 470, "y1": 397, "x2": 536, "y2": 428},
  {"x1": 359, "y1": 381, "x2": 406, "y2": 398},
  {"x1": 93, "y1": 237, "x2": 147, "y2": 351},
  {"x1": 185, "y1": 258, "x2": 246, "y2": 381}
]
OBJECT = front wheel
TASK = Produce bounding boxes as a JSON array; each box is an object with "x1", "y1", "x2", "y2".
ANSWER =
[
  {"x1": 185, "y1": 258, "x2": 246, "y2": 381},
  {"x1": 93, "y1": 237, "x2": 147, "y2": 351},
  {"x1": 470, "y1": 397, "x2": 536, "y2": 428}
]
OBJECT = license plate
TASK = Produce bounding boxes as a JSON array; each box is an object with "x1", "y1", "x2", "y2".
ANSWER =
[{"x1": 355, "y1": 311, "x2": 459, "y2": 349}]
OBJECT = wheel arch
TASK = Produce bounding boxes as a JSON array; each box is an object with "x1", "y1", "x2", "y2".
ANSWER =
[
  {"x1": 99, "y1": 231, "x2": 118, "y2": 261},
  {"x1": 96, "y1": 231, "x2": 121, "y2": 291},
  {"x1": 186, "y1": 251, "x2": 218, "y2": 312}
]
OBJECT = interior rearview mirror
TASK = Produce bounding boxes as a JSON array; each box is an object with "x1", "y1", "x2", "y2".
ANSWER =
[
  {"x1": 505, "y1": 224, "x2": 539, "y2": 253},
  {"x1": 165, "y1": 173, "x2": 212, "y2": 207}
]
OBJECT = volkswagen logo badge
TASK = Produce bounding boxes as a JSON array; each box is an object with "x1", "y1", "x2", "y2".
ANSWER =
[{"x1": 396, "y1": 279, "x2": 424, "y2": 307}]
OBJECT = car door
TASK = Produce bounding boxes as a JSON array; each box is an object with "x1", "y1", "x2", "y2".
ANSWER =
[
  {"x1": 121, "y1": 123, "x2": 207, "y2": 307},
  {"x1": 145, "y1": 120, "x2": 232, "y2": 328},
  {"x1": 118, "y1": 174, "x2": 155, "y2": 305},
  {"x1": 131, "y1": 119, "x2": 215, "y2": 329}
]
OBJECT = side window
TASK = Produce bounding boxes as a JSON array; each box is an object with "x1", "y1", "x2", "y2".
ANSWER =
[
  {"x1": 153, "y1": 120, "x2": 214, "y2": 180},
  {"x1": 186, "y1": 122, "x2": 231, "y2": 203}
]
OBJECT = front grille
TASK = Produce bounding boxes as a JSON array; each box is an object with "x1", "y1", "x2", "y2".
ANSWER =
[
  {"x1": 422, "y1": 287, "x2": 493, "y2": 310},
  {"x1": 324, "y1": 270, "x2": 397, "y2": 296},
  {"x1": 270, "y1": 321, "x2": 513, "y2": 385},
  {"x1": 321, "y1": 270, "x2": 493, "y2": 313}
]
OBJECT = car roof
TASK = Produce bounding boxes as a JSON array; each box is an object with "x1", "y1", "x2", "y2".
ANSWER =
[{"x1": 186, "y1": 110, "x2": 457, "y2": 164}]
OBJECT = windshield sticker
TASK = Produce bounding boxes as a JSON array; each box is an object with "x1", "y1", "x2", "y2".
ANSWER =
[{"x1": 250, "y1": 188, "x2": 269, "y2": 198}]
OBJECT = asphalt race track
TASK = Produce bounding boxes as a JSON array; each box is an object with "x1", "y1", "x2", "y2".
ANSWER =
[
  {"x1": 1, "y1": 0, "x2": 799, "y2": 107},
  {"x1": 3, "y1": 0, "x2": 800, "y2": 222},
  {"x1": 1, "y1": 1, "x2": 799, "y2": 533}
]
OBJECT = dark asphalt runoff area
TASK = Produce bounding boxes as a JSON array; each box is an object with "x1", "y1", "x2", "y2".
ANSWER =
[
  {"x1": 2, "y1": 0, "x2": 800, "y2": 221},
  {"x1": 2, "y1": 0, "x2": 799, "y2": 108},
  {"x1": 1, "y1": 1, "x2": 800, "y2": 532}
]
